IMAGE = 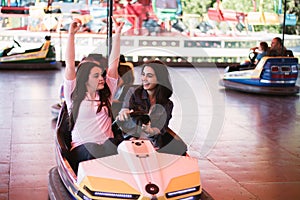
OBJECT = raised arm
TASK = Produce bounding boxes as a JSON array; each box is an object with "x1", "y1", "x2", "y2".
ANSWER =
[
  {"x1": 107, "y1": 17, "x2": 125, "y2": 79},
  {"x1": 65, "y1": 19, "x2": 82, "y2": 80}
]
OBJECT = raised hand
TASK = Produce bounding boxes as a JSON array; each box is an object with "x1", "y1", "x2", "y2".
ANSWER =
[
  {"x1": 69, "y1": 18, "x2": 82, "y2": 35},
  {"x1": 112, "y1": 16, "x2": 125, "y2": 34}
]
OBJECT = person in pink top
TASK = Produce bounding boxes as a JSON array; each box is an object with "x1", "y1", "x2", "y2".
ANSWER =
[{"x1": 64, "y1": 17, "x2": 124, "y2": 174}]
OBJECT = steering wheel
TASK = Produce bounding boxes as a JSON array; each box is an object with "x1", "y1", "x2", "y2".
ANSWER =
[
  {"x1": 248, "y1": 49, "x2": 258, "y2": 64},
  {"x1": 13, "y1": 40, "x2": 21, "y2": 48},
  {"x1": 112, "y1": 111, "x2": 150, "y2": 140},
  {"x1": 130, "y1": 111, "x2": 150, "y2": 124}
]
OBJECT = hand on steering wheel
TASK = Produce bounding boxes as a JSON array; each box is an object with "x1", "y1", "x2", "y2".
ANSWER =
[
  {"x1": 114, "y1": 110, "x2": 152, "y2": 138},
  {"x1": 117, "y1": 108, "x2": 133, "y2": 121},
  {"x1": 248, "y1": 50, "x2": 258, "y2": 64}
]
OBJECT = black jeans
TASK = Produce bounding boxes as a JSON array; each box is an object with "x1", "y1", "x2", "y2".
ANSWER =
[{"x1": 69, "y1": 138, "x2": 118, "y2": 174}]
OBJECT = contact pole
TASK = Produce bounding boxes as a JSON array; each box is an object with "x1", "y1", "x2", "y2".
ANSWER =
[
  {"x1": 281, "y1": 0, "x2": 286, "y2": 56},
  {"x1": 107, "y1": 0, "x2": 113, "y2": 59}
]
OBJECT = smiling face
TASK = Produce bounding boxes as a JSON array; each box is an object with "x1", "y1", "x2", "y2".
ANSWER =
[
  {"x1": 86, "y1": 66, "x2": 106, "y2": 92},
  {"x1": 141, "y1": 66, "x2": 158, "y2": 92}
]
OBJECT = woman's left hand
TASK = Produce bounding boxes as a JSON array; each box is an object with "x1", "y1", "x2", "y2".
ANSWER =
[{"x1": 69, "y1": 18, "x2": 82, "y2": 35}]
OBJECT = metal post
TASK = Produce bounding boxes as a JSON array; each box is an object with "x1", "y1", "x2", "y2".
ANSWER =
[
  {"x1": 59, "y1": 29, "x2": 62, "y2": 62},
  {"x1": 107, "y1": 0, "x2": 113, "y2": 59},
  {"x1": 281, "y1": 0, "x2": 286, "y2": 56}
]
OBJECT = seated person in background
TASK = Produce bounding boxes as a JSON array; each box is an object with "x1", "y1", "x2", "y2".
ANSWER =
[
  {"x1": 251, "y1": 41, "x2": 269, "y2": 64},
  {"x1": 225, "y1": 38, "x2": 294, "y2": 73},
  {"x1": 268, "y1": 37, "x2": 287, "y2": 56},
  {"x1": 112, "y1": 55, "x2": 135, "y2": 117},
  {"x1": 116, "y1": 55, "x2": 135, "y2": 90},
  {"x1": 225, "y1": 42, "x2": 268, "y2": 72},
  {"x1": 240, "y1": 41, "x2": 268, "y2": 66},
  {"x1": 142, "y1": 12, "x2": 161, "y2": 35}
]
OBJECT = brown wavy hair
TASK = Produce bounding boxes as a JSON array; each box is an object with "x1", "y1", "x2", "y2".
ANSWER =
[{"x1": 69, "y1": 59, "x2": 112, "y2": 130}]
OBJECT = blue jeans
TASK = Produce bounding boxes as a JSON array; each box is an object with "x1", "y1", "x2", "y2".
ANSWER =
[{"x1": 69, "y1": 139, "x2": 118, "y2": 174}]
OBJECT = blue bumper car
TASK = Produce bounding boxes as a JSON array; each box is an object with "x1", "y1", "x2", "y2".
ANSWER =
[{"x1": 220, "y1": 57, "x2": 299, "y2": 95}]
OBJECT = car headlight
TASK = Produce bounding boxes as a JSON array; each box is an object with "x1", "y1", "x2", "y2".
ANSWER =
[
  {"x1": 166, "y1": 186, "x2": 200, "y2": 198},
  {"x1": 83, "y1": 185, "x2": 140, "y2": 199}
]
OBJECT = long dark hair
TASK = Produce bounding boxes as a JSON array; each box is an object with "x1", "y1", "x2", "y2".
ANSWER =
[
  {"x1": 69, "y1": 61, "x2": 112, "y2": 130},
  {"x1": 141, "y1": 60, "x2": 173, "y2": 105}
]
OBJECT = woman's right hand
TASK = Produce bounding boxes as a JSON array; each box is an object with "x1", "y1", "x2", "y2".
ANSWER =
[{"x1": 69, "y1": 18, "x2": 82, "y2": 35}]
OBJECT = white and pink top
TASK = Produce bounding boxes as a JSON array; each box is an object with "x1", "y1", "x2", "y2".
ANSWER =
[{"x1": 64, "y1": 76, "x2": 118, "y2": 150}]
